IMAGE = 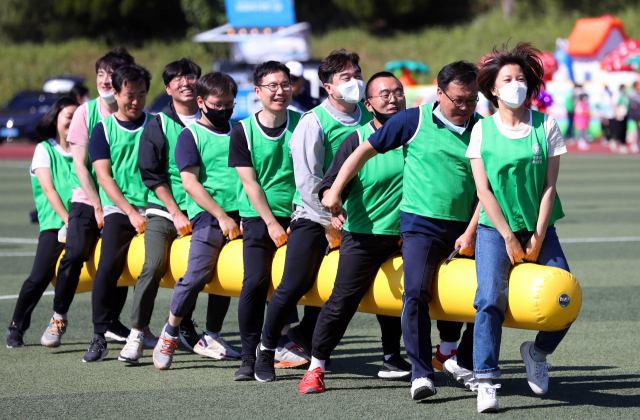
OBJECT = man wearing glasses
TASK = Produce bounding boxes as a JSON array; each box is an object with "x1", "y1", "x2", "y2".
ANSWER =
[
  {"x1": 228, "y1": 61, "x2": 304, "y2": 381},
  {"x1": 321, "y1": 61, "x2": 482, "y2": 400},
  {"x1": 127, "y1": 60, "x2": 239, "y2": 365},
  {"x1": 250, "y1": 50, "x2": 376, "y2": 383}
]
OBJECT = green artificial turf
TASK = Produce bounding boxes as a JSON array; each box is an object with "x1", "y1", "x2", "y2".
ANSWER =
[{"x1": 0, "y1": 156, "x2": 639, "y2": 419}]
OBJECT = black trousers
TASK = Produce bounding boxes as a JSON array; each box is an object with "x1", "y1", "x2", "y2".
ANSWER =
[
  {"x1": 91, "y1": 213, "x2": 134, "y2": 335},
  {"x1": 53, "y1": 202, "x2": 127, "y2": 317},
  {"x1": 262, "y1": 218, "x2": 325, "y2": 349},
  {"x1": 11, "y1": 230, "x2": 65, "y2": 332},
  {"x1": 238, "y1": 216, "x2": 290, "y2": 358},
  {"x1": 311, "y1": 231, "x2": 403, "y2": 360}
]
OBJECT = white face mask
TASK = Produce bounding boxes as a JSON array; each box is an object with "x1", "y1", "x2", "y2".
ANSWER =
[
  {"x1": 496, "y1": 80, "x2": 527, "y2": 109},
  {"x1": 433, "y1": 105, "x2": 468, "y2": 135},
  {"x1": 99, "y1": 88, "x2": 117, "y2": 104},
  {"x1": 331, "y1": 78, "x2": 365, "y2": 104}
]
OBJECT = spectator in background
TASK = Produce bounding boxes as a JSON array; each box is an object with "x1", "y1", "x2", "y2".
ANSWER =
[
  {"x1": 564, "y1": 87, "x2": 575, "y2": 141},
  {"x1": 68, "y1": 84, "x2": 90, "y2": 105},
  {"x1": 286, "y1": 61, "x2": 320, "y2": 113},
  {"x1": 598, "y1": 85, "x2": 614, "y2": 143},
  {"x1": 628, "y1": 81, "x2": 640, "y2": 153},
  {"x1": 574, "y1": 94, "x2": 590, "y2": 151},
  {"x1": 609, "y1": 85, "x2": 629, "y2": 152}
]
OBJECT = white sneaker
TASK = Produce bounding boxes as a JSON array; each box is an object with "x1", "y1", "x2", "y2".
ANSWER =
[
  {"x1": 520, "y1": 341, "x2": 552, "y2": 395},
  {"x1": 41, "y1": 317, "x2": 67, "y2": 347},
  {"x1": 477, "y1": 383, "x2": 501, "y2": 413},
  {"x1": 118, "y1": 331, "x2": 143, "y2": 364},
  {"x1": 275, "y1": 342, "x2": 310, "y2": 369},
  {"x1": 194, "y1": 333, "x2": 241, "y2": 360},
  {"x1": 141, "y1": 326, "x2": 158, "y2": 349},
  {"x1": 443, "y1": 356, "x2": 478, "y2": 392},
  {"x1": 411, "y1": 377, "x2": 436, "y2": 401}
]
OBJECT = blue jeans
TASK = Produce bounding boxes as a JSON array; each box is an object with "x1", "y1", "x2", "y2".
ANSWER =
[{"x1": 473, "y1": 224, "x2": 571, "y2": 379}]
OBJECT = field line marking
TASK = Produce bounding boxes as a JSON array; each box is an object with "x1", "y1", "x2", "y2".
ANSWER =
[
  {"x1": 560, "y1": 236, "x2": 640, "y2": 243},
  {"x1": 0, "y1": 291, "x2": 54, "y2": 300},
  {"x1": 0, "y1": 238, "x2": 39, "y2": 244},
  {"x1": 0, "y1": 252, "x2": 37, "y2": 257}
]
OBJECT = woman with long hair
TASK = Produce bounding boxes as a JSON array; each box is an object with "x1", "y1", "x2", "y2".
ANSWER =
[
  {"x1": 467, "y1": 42, "x2": 571, "y2": 413},
  {"x1": 6, "y1": 97, "x2": 78, "y2": 348}
]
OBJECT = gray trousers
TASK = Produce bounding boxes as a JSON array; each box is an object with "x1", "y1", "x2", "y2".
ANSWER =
[{"x1": 170, "y1": 224, "x2": 231, "y2": 332}]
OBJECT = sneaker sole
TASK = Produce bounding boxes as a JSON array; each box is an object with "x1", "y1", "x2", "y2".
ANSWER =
[
  {"x1": 478, "y1": 403, "x2": 499, "y2": 413},
  {"x1": 412, "y1": 386, "x2": 436, "y2": 401},
  {"x1": 300, "y1": 387, "x2": 324, "y2": 394},
  {"x1": 6, "y1": 344, "x2": 24, "y2": 349},
  {"x1": 82, "y1": 348, "x2": 109, "y2": 363},
  {"x1": 254, "y1": 373, "x2": 277, "y2": 383},
  {"x1": 118, "y1": 355, "x2": 141, "y2": 364},
  {"x1": 233, "y1": 374, "x2": 255, "y2": 381},
  {"x1": 40, "y1": 337, "x2": 61, "y2": 348},
  {"x1": 105, "y1": 332, "x2": 127, "y2": 342},
  {"x1": 194, "y1": 345, "x2": 241, "y2": 361},
  {"x1": 378, "y1": 370, "x2": 412, "y2": 379},
  {"x1": 274, "y1": 360, "x2": 310, "y2": 369}
]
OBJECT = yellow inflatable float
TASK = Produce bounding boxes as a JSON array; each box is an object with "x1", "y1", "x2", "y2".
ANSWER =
[{"x1": 53, "y1": 233, "x2": 582, "y2": 332}]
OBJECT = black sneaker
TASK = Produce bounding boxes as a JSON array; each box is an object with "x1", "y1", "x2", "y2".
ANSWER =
[
  {"x1": 105, "y1": 319, "x2": 130, "y2": 342},
  {"x1": 6, "y1": 325, "x2": 24, "y2": 348},
  {"x1": 378, "y1": 354, "x2": 412, "y2": 379},
  {"x1": 234, "y1": 357, "x2": 256, "y2": 381},
  {"x1": 288, "y1": 326, "x2": 331, "y2": 366},
  {"x1": 179, "y1": 318, "x2": 199, "y2": 351},
  {"x1": 254, "y1": 345, "x2": 277, "y2": 382},
  {"x1": 83, "y1": 336, "x2": 109, "y2": 362}
]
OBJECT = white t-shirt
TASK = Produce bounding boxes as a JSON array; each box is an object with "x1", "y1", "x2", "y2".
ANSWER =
[
  {"x1": 31, "y1": 139, "x2": 72, "y2": 171},
  {"x1": 177, "y1": 111, "x2": 201, "y2": 128},
  {"x1": 466, "y1": 109, "x2": 567, "y2": 159}
]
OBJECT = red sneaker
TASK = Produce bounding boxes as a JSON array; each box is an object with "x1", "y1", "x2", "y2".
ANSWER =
[
  {"x1": 299, "y1": 367, "x2": 325, "y2": 394},
  {"x1": 432, "y1": 345, "x2": 457, "y2": 372}
]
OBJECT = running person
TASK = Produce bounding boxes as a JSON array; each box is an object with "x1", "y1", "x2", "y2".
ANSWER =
[
  {"x1": 45, "y1": 48, "x2": 135, "y2": 347},
  {"x1": 298, "y1": 72, "x2": 411, "y2": 393},
  {"x1": 152, "y1": 72, "x2": 242, "y2": 370},
  {"x1": 6, "y1": 98, "x2": 78, "y2": 348},
  {"x1": 83, "y1": 64, "x2": 152, "y2": 362},
  {"x1": 229, "y1": 61, "x2": 302, "y2": 381},
  {"x1": 468, "y1": 42, "x2": 570, "y2": 414},
  {"x1": 322, "y1": 61, "x2": 482, "y2": 401}
]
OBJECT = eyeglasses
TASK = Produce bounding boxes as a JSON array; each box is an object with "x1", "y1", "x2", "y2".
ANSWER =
[
  {"x1": 172, "y1": 74, "x2": 198, "y2": 84},
  {"x1": 441, "y1": 89, "x2": 478, "y2": 108},
  {"x1": 257, "y1": 82, "x2": 292, "y2": 92},
  {"x1": 204, "y1": 99, "x2": 236, "y2": 110},
  {"x1": 367, "y1": 92, "x2": 405, "y2": 102}
]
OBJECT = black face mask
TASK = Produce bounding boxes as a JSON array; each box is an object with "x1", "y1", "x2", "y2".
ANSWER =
[
  {"x1": 369, "y1": 104, "x2": 396, "y2": 125},
  {"x1": 202, "y1": 103, "x2": 233, "y2": 129}
]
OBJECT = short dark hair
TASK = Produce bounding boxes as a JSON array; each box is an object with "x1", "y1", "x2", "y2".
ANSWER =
[
  {"x1": 365, "y1": 71, "x2": 400, "y2": 98},
  {"x1": 318, "y1": 49, "x2": 361, "y2": 85},
  {"x1": 111, "y1": 64, "x2": 152, "y2": 94},
  {"x1": 196, "y1": 72, "x2": 238, "y2": 99},
  {"x1": 67, "y1": 84, "x2": 89, "y2": 101},
  {"x1": 95, "y1": 47, "x2": 135, "y2": 73},
  {"x1": 162, "y1": 58, "x2": 202, "y2": 86},
  {"x1": 477, "y1": 42, "x2": 545, "y2": 108},
  {"x1": 35, "y1": 97, "x2": 78, "y2": 140},
  {"x1": 252, "y1": 61, "x2": 290, "y2": 86},
  {"x1": 437, "y1": 61, "x2": 478, "y2": 92}
]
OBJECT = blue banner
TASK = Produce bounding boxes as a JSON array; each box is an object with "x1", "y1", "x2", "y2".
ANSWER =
[{"x1": 225, "y1": 0, "x2": 296, "y2": 28}]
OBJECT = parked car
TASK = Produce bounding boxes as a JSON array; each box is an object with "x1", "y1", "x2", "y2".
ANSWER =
[{"x1": 0, "y1": 91, "x2": 60, "y2": 142}]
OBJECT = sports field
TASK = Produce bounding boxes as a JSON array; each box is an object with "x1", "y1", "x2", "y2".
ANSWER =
[{"x1": 0, "y1": 155, "x2": 639, "y2": 418}]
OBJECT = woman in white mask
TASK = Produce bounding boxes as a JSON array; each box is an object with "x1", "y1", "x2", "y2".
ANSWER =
[{"x1": 465, "y1": 42, "x2": 571, "y2": 413}]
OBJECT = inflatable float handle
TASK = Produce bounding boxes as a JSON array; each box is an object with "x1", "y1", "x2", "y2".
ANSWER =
[{"x1": 443, "y1": 247, "x2": 462, "y2": 266}]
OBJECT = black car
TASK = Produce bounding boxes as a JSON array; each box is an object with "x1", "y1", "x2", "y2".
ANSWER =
[
  {"x1": 146, "y1": 93, "x2": 172, "y2": 115},
  {"x1": 0, "y1": 91, "x2": 60, "y2": 142}
]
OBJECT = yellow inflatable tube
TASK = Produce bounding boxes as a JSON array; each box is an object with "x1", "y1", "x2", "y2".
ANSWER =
[{"x1": 53, "y1": 234, "x2": 582, "y2": 332}]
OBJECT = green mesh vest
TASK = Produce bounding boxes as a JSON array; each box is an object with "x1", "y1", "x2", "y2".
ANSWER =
[
  {"x1": 147, "y1": 112, "x2": 188, "y2": 210},
  {"x1": 237, "y1": 110, "x2": 301, "y2": 218},
  {"x1": 479, "y1": 110, "x2": 564, "y2": 231},
  {"x1": 69, "y1": 98, "x2": 103, "y2": 191},
  {"x1": 31, "y1": 140, "x2": 74, "y2": 231},
  {"x1": 400, "y1": 104, "x2": 480, "y2": 222},
  {"x1": 292, "y1": 102, "x2": 373, "y2": 207},
  {"x1": 185, "y1": 122, "x2": 240, "y2": 220},
  {"x1": 344, "y1": 122, "x2": 403, "y2": 235},
  {"x1": 98, "y1": 113, "x2": 149, "y2": 207}
]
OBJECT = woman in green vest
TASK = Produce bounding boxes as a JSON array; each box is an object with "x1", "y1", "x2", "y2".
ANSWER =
[
  {"x1": 467, "y1": 42, "x2": 570, "y2": 413},
  {"x1": 7, "y1": 98, "x2": 78, "y2": 348}
]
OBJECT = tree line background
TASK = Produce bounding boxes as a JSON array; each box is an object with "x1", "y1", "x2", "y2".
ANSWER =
[{"x1": 0, "y1": 0, "x2": 636, "y2": 44}]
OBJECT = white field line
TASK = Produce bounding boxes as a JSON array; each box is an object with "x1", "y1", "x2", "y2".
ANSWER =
[
  {"x1": 0, "y1": 291, "x2": 54, "y2": 300},
  {"x1": 0, "y1": 252, "x2": 36, "y2": 257},
  {"x1": 0, "y1": 238, "x2": 39, "y2": 244}
]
